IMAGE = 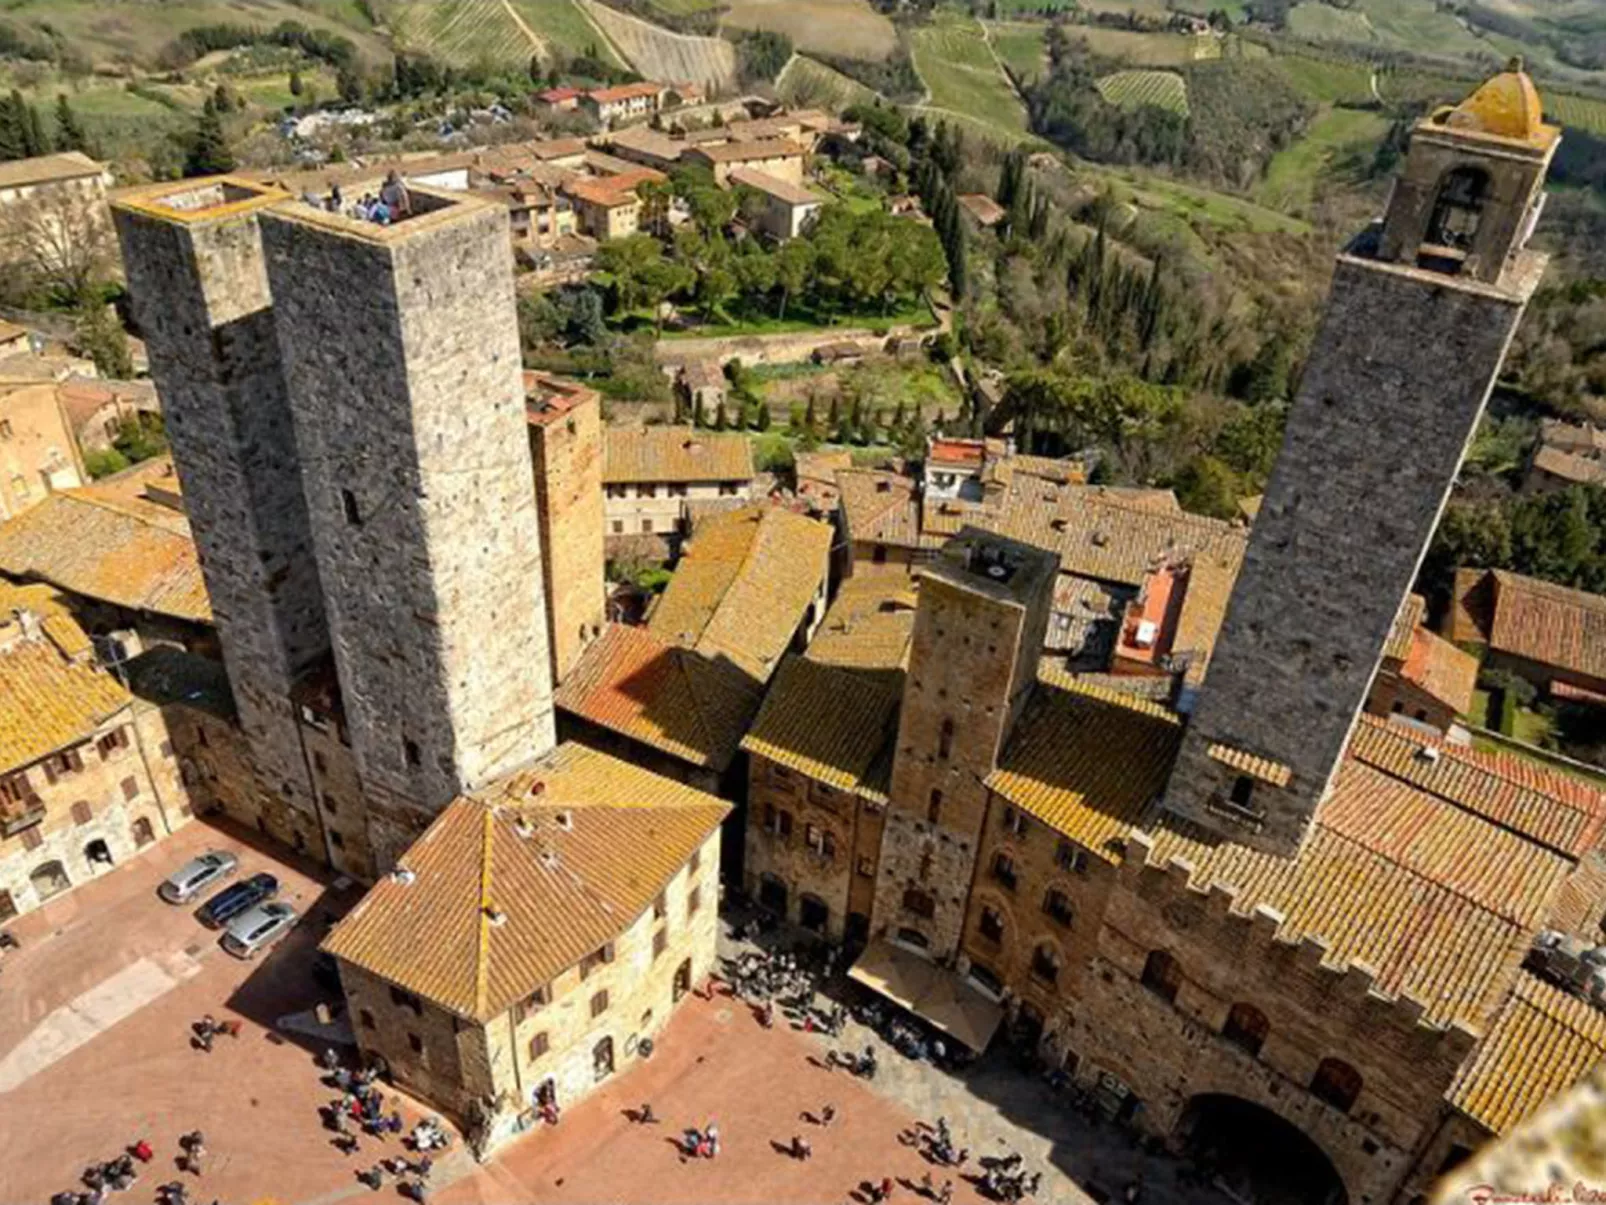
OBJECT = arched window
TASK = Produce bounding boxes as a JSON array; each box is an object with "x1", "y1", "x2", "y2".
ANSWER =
[
  {"x1": 1140, "y1": 949, "x2": 1181, "y2": 1004},
  {"x1": 1222, "y1": 1002, "x2": 1269, "y2": 1057},
  {"x1": 1030, "y1": 943, "x2": 1060, "y2": 986},
  {"x1": 978, "y1": 905, "x2": 1005, "y2": 944},
  {"x1": 1310, "y1": 1057, "x2": 1363, "y2": 1113},
  {"x1": 1042, "y1": 887, "x2": 1073, "y2": 927},
  {"x1": 1426, "y1": 166, "x2": 1490, "y2": 252}
]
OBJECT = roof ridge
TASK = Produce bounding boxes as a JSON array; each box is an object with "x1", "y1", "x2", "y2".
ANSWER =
[
  {"x1": 1517, "y1": 971, "x2": 1606, "y2": 1046},
  {"x1": 475, "y1": 807, "x2": 495, "y2": 1018}
]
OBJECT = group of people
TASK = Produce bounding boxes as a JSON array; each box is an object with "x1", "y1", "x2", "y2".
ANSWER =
[
  {"x1": 316, "y1": 1048, "x2": 441, "y2": 1199},
  {"x1": 298, "y1": 171, "x2": 414, "y2": 227},
  {"x1": 977, "y1": 1151, "x2": 1042, "y2": 1202},
  {"x1": 53, "y1": 1135, "x2": 214, "y2": 1205},
  {"x1": 191, "y1": 1015, "x2": 240, "y2": 1054},
  {"x1": 921, "y1": 1116, "x2": 968, "y2": 1170},
  {"x1": 678, "y1": 1121, "x2": 721, "y2": 1159}
]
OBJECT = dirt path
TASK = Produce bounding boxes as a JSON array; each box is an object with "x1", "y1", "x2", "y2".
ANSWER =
[
  {"x1": 980, "y1": 18, "x2": 1027, "y2": 105},
  {"x1": 501, "y1": 0, "x2": 548, "y2": 57}
]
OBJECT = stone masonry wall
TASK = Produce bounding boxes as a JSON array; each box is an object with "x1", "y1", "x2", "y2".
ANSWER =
[
  {"x1": 528, "y1": 392, "x2": 606, "y2": 684},
  {"x1": 259, "y1": 198, "x2": 555, "y2": 826},
  {"x1": 300, "y1": 718, "x2": 373, "y2": 881},
  {"x1": 340, "y1": 962, "x2": 480, "y2": 1116},
  {"x1": 1167, "y1": 256, "x2": 1532, "y2": 855},
  {"x1": 113, "y1": 193, "x2": 331, "y2": 817},
  {"x1": 744, "y1": 755, "x2": 858, "y2": 941}
]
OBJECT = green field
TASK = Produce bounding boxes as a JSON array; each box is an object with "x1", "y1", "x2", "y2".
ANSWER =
[
  {"x1": 1547, "y1": 90, "x2": 1606, "y2": 136},
  {"x1": 1076, "y1": 27, "x2": 1216, "y2": 67},
  {"x1": 1096, "y1": 69, "x2": 1189, "y2": 116},
  {"x1": 1286, "y1": 2, "x2": 1376, "y2": 43},
  {"x1": 1257, "y1": 106, "x2": 1389, "y2": 211},
  {"x1": 988, "y1": 23, "x2": 1048, "y2": 85},
  {"x1": 776, "y1": 54, "x2": 880, "y2": 110},
  {"x1": 388, "y1": 0, "x2": 612, "y2": 66},
  {"x1": 912, "y1": 13, "x2": 1028, "y2": 137},
  {"x1": 1273, "y1": 54, "x2": 1375, "y2": 105}
]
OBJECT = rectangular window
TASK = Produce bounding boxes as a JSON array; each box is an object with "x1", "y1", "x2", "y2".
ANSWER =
[
  {"x1": 688, "y1": 885, "x2": 701, "y2": 915},
  {"x1": 96, "y1": 728, "x2": 128, "y2": 759},
  {"x1": 590, "y1": 989, "x2": 610, "y2": 1018},
  {"x1": 992, "y1": 853, "x2": 1018, "y2": 892},
  {"x1": 71, "y1": 799, "x2": 92, "y2": 824},
  {"x1": 529, "y1": 1032, "x2": 549, "y2": 1060},
  {"x1": 580, "y1": 943, "x2": 615, "y2": 979},
  {"x1": 512, "y1": 985, "x2": 551, "y2": 1024},
  {"x1": 1055, "y1": 840, "x2": 1087, "y2": 875},
  {"x1": 689, "y1": 848, "x2": 701, "y2": 875},
  {"x1": 1043, "y1": 888, "x2": 1073, "y2": 928},
  {"x1": 21, "y1": 825, "x2": 42, "y2": 850},
  {"x1": 404, "y1": 738, "x2": 421, "y2": 768},
  {"x1": 390, "y1": 986, "x2": 423, "y2": 1015},
  {"x1": 359, "y1": 1009, "x2": 375, "y2": 1030},
  {"x1": 653, "y1": 892, "x2": 667, "y2": 920},
  {"x1": 330, "y1": 830, "x2": 345, "y2": 849},
  {"x1": 927, "y1": 789, "x2": 942, "y2": 824},
  {"x1": 902, "y1": 888, "x2": 935, "y2": 918},
  {"x1": 341, "y1": 489, "x2": 362, "y2": 526},
  {"x1": 121, "y1": 776, "x2": 138, "y2": 801},
  {"x1": 612, "y1": 520, "x2": 624, "y2": 534},
  {"x1": 407, "y1": 1033, "x2": 424, "y2": 1054},
  {"x1": 313, "y1": 751, "x2": 327, "y2": 774},
  {"x1": 654, "y1": 927, "x2": 668, "y2": 959},
  {"x1": 641, "y1": 518, "x2": 653, "y2": 534},
  {"x1": 1002, "y1": 807, "x2": 1028, "y2": 838}
]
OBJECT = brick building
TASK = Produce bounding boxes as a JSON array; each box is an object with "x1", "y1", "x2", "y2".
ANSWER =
[
  {"x1": 322, "y1": 743, "x2": 726, "y2": 1154},
  {"x1": 1362, "y1": 595, "x2": 1478, "y2": 735}
]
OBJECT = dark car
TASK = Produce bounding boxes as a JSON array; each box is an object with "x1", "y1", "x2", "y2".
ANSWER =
[{"x1": 197, "y1": 873, "x2": 280, "y2": 930}]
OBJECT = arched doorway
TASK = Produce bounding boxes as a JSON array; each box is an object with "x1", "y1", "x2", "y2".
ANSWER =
[
  {"x1": 758, "y1": 873, "x2": 787, "y2": 915},
  {"x1": 799, "y1": 893, "x2": 829, "y2": 935},
  {"x1": 29, "y1": 860, "x2": 70, "y2": 902},
  {"x1": 593, "y1": 1036, "x2": 615, "y2": 1082},
  {"x1": 84, "y1": 839, "x2": 114, "y2": 869},
  {"x1": 131, "y1": 817, "x2": 156, "y2": 848},
  {"x1": 1178, "y1": 1094, "x2": 1348, "y2": 1205}
]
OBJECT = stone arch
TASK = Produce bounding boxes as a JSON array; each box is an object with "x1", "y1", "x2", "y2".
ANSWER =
[
  {"x1": 1426, "y1": 163, "x2": 1491, "y2": 252},
  {"x1": 1177, "y1": 1092, "x2": 1348, "y2": 1205},
  {"x1": 29, "y1": 860, "x2": 70, "y2": 902}
]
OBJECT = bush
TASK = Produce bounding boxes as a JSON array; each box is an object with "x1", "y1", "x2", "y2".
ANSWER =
[{"x1": 84, "y1": 448, "x2": 130, "y2": 480}]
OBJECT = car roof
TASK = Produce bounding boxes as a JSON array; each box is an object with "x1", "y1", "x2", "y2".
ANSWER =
[{"x1": 227, "y1": 902, "x2": 288, "y2": 932}]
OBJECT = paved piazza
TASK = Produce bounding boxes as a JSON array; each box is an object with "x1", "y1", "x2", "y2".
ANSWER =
[{"x1": 0, "y1": 820, "x2": 1202, "y2": 1205}]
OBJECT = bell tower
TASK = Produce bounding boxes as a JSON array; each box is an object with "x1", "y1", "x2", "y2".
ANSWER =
[{"x1": 1163, "y1": 63, "x2": 1560, "y2": 856}]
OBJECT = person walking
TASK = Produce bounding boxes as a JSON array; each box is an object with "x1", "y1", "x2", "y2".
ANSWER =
[
  {"x1": 638, "y1": 1102, "x2": 655, "y2": 1124},
  {"x1": 820, "y1": 1103, "x2": 836, "y2": 1127}
]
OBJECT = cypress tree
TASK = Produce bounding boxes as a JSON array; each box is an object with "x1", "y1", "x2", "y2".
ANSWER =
[
  {"x1": 54, "y1": 95, "x2": 88, "y2": 155},
  {"x1": 184, "y1": 97, "x2": 236, "y2": 177},
  {"x1": 0, "y1": 94, "x2": 26, "y2": 161}
]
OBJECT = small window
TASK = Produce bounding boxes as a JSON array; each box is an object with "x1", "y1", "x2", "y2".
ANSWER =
[
  {"x1": 938, "y1": 718, "x2": 955, "y2": 760},
  {"x1": 1030, "y1": 944, "x2": 1060, "y2": 986},
  {"x1": 612, "y1": 520, "x2": 624, "y2": 534},
  {"x1": 1223, "y1": 1002, "x2": 1269, "y2": 1058},
  {"x1": 341, "y1": 489, "x2": 362, "y2": 526},
  {"x1": 1141, "y1": 950, "x2": 1181, "y2": 1004},
  {"x1": 313, "y1": 751, "x2": 328, "y2": 774},
  {"x1": 121, "y1": 776, "x2": 138, "y2": 801},
  {"x1": 992, "y1": 853, "x2": 1017, "y2": 891},
  {"x1": 330, "y1": 830, "x2": 345, "y2": 849},
  {"x1": 857, "y1": 855, "x2": 875, "y2": 878},
  {"x1": 1229, "y1": 776, "x2": 1255, "y2": 809},
  {"x1": 689, "y1": 848, "x2": 701, "y2": 875},
  {"x1": 641, "y1": 518, "x2": 653, "y2": 534},
  {"x1": 513, "y1": 984, "x2": 551, "y2": 1023},
  {"x1": 590, "y1": 989, "x2": 610, "y2": 1018},
  {"x1": 359, "y1": 1009, "x2": 375, "y2": 1030},
  {"x1": 688, "y1": 885, "x2": 702, "y2": 915},
  {"x1": 1310, "y1": 1057, "x2": 1363, "y2": 1114},
  {"x1": 403, "y1": 738, "x2": 421, "y2": 768},
  {"x1": 653, "y1": 892, "x2": 667, "y2": 920},
  {"x1": 529, "y1": 1032, "x2": 549, "y2": 1060},
  {"x1": 978, "y1": 905, "x2": 1004, "y2": 944},
  {"x1": 0, "y1": 419, "x2": 11, "y2": 439},
  {"x1": 927, "y1": 789, "x2": 942, "y2": 824},
  {"x1": 1055, "y1": 840, "x2": 1087, "y2": 875},
  {"x1": 71, "y1": 800, "x2": 92, "y2": 825},
  {"x1": 1002, "y1": 807, "x2": 1027, "y2": 838},
  {"x1": 1043, "y1": 888, "x2": 1072, "y2": 928},
  {"x1": 390, "y1": 986, "x2": 423, "y2": 1015},
  {"x1": 902, "y1": 887, "x2": 935, "y2": 918},
  {"x1": 407, "y1": 1033, "x2": 424, "y2": 1055},
  {"x1": 872, "y1": 544, "x2": 887, "y2": 564},
  {"x1": 654, "y1": 927, "x2": 668, "y2": 959}
]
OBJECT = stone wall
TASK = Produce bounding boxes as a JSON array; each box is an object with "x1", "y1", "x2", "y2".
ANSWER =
[
  {"x1": 113, "y1": 186, "x2": 331, "y2": 822},
  {"x1": 258, "y1": 196, "x2": 556, "y2": 827},
  {"x1": 1166, "y1": 254, "x2": 1533, "y2": 856},
  {"x1": 744, "y1": 754, "x2": 859, "y2": 941},
  {"x1": 654, "y1": 326, "x2": 931, "y2": 370},
  {"x1": 340, "y1": 962, "x2": 482, "y2": 1116},
  {"x1": 1363, "y1": 674, "x2": 1457, "y2": 734},
  {"x1": 299, "y1": 716, "x2": 372, "y2": 881},
  {"x1": 528, "y1": 391, "x2": 606, "y2": 684}
]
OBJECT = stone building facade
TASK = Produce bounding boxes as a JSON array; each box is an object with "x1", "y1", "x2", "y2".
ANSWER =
[
  {"x1": 526, "y1": 372, "x2": 605, "y2": 685},
  {"x1": 0, "y1": 379, "x2": 85, "y2": 519},
  {"x1": 870, "y1": 530, "x2": 1057, "y2": 959},
  {"x1": 112, "y1": 179, "x2": 331, "y2": 830},
  {"x1": 258, "y1": 189, "x2": 555, "y2": 871},
  {"x1": 323, "y1": 746, "x2": 727, "y2": 1154},
  {"x1": 1163, "y1": 71, "x2": 1558, "y2": 857}
]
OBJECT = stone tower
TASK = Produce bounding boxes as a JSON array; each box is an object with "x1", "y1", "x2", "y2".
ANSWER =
[
  {"x1": 872, "y1": 528, "x2": 1057, "y2": 960},
  {"x1": 111, "y1": 179, "x2": 331, "y2": 817},
  {"x1": 525, "y1": 371, "x2": 605, "y2": 685},
  {"x1": 257, "y1": 190, "x2": 555, "y2": 869},
  {"x1": 1164, "y1": 63, "x2": 1559, "y2": 856}
]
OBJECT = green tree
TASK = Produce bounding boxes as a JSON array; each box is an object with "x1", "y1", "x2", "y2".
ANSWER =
[
  {"x1": 772, "y1": 238, "x2": 813, "y2": 320},
  {"x1": 184, "y1": 97, "x2": 236, "y2": 177},
  {"x1": 53, "y1": 95, "x2": 89, "y2": 155},
  {"x1": 1172, "y1": 455, "x2": 1241, "y2": 519},
  {"x1": 338, "y1": 64, "x2": 364, "y2": 103},
  {"x1": 75, "y1": 304, "x2": 134, "y2": 379},
  {"x1": 289, "y1": 68, "x2": 304, "y2": 97}
]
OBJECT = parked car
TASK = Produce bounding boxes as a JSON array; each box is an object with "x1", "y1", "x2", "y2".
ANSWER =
[
  {"x1": 221, "y1": 901, "x2": 298, "y2": 960},
  {"x1": 197, "y1": 873, "x2": 280, "y2": 929},
  {"x1": 158, "y1": 851, "x2": 239, "y2": 904}
]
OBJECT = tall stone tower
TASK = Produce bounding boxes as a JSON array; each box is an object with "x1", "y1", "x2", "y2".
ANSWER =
[
  {"x1": 258, "y1": 190, "x2": 555, "y2": 869},
  {"x1": 873, "y1": 528, "x2": 1057, "y2": 960},
  {"x1": 112, "y1": 179, "x2": 331, "y2": 816},
  {"x1": 1165, "y1": 63, "x2": 1559, "y2": 856}
]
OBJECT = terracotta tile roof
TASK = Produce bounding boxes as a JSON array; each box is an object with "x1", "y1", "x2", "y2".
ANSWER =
[
  {"x1": 1349, "y1": 716, "x2": 1606, "y2": 859},
  {"x1": 1530, "y1": 444, "x2": 1606, "y2": 486},
  {"x1": 987, "y1": 674, "x2": 1182, "y2": 863},
  {"x1": 648, "y1": 505, "x2": 831, "y2": 682},
  {"x1": 1450, "y1": 973, "x2": 1606, "y2": 1135},
  {"x1": 742, "y1": 654, "x2": 900, "y2": 793},
  {"x1": 1448, "y1": 566, "x2": 1495, "y2": 646},
  {"x1": 1487, "y1": 570, "x2": 1606, "y2": 684},
  {"x1": 587, "y1": 82, "x2": 666, "y2": 105},
  {"x1": 808, "y1": 576, "x2": 918, "y2": 673},
  {"x1": 555, "y1": 623, "x2": 763, "y2": 772},
  {"x1": 563, "y1": 178, "x2": 640, "y2": 209},
  {"x1": 1384, "y1": 594, "x2": 1428, "y2": 663},
  {"x1": 973, "y1": 478, "x2": 1245, "y2": 589},
  {"x1": 604, "y1": 426, "x2": 754, "y2": 486},
  {"x1": 1540, "y1": 419, "x2": 1606, "y2": 455},
  {"x1": 837, "y1": 469, "x2": 934, "y2": 551},
  {"x1": 0, "y1": 591, "x2": 128, "y2": 771},
  {"x1": 958, "y1": 193, "x2": 1006, "y2": 226},
  {"x1": 1401, "y1": 626, "x2": 1479, "y2": 714},
  {"x1": 687, "y1": 138, "x2": 807, "y2": 164},
  {"x1": 728, "y1": 167, "x2": 821, "y2": 207},
  {"x1": 929, "y1": 439, "x2": 986, "y2": 467},
  {"x1": 1206, "y1": 742, "x2": 1292, "y2": 787},
  {"x1": 1171, "y1": 550, "x2": 1241, "y2": 686},
  {"x1": 322, "y1": 742, "x2": 728, "y2": 1022},
  {"x1": 0, "y1": 491, "x2": 210, "y2": 624}
]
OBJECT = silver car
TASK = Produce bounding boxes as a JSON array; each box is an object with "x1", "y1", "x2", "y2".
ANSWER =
[
  {"x1": 158, "y1": 850, "x2": 239, "y2": 904},
  {"x1": 221, "y1": 901, "x2": 298, "y2": 960}
]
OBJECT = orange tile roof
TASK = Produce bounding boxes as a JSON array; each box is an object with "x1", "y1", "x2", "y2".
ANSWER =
[
  {"x1": 837, "y1": 469, "x2": 933, "y2": 551},
  {"x1": 554, "y1": 623, "x2": 763, "y2": 772},
  {"x1": 322, "y1": 742, "x2": 728, "y2": 1022},
  {"x1": 1487, "y1": 570, "x2": 1606, "y2": 684},
  {"x1": 0, "y1": 491, "x2": 209, "y2": 623},
  {"x1": 587, "y1": 81, "x2": 665, "y2": 105},
  {"x1": 929, "y1": 439, "x2": 987, "y2": 467},
  {"x1": 648, "y1": 505, "x2": 831, "y2": 682},
  {"x1": 807, "y1": 575, "x2": 918, "y2": 673},
  {"x1": 741, "y1": 654, "x2": 900, "y2": 794},
  {"x1": 1449, "y1": 973, "x2": 1606, "y2": 1135},
  {"x1": 687, "y1": 138, "x2": 807, "y2": 164},
  {"x1": 1384, "y1": 594, "x2": 1428, "y2": 663},
  {"x1": 0, "y1": 591, "x2": 129, "y2": 771},
  {"x1": 604, "y1": 426, "x2": 754, "y2": 486},
  {"x1": 1401, "y1": 625, "x2": 1479, "y2": 714},
  {"x1": 1205, "y1": 742, "x2": 1293, "y2": 788}
]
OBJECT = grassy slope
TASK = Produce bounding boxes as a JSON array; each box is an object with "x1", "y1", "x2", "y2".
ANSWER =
[
  {"x1": 776, "y1": 55, "x2": 879, "y2": 110},
  {"x1": 984, "y1": 22, "x2": 1046, "y2": 85},
  {"x1": 1256, "y1": 106, "x2": 1389, "y2": 211},
  {"x1": 720, "y1": 0, "x2": 899, "y2": 62},
  {"x1": 911, "y1": 12, "x2": 1028, "y2": 137}
]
